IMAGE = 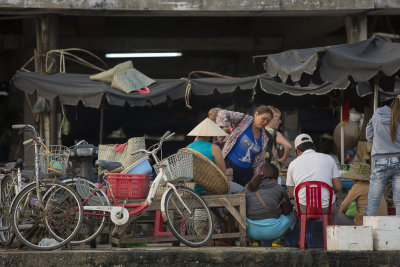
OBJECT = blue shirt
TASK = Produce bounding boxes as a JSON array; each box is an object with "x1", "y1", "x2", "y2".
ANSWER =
[
  {"x1": 228, "y1": 125, "x2": 261, "y2": 168},
  {"x1": 187, "y1": 140, "x2": 214, "y2": 162}
]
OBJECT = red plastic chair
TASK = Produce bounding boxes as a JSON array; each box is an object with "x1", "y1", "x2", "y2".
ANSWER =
[
  {"x1": 294, "y1": 181, "x2": 333, "y2": 250},
  {"x1": 153, "y1": 210, "x2": 173, "y2": 237}
]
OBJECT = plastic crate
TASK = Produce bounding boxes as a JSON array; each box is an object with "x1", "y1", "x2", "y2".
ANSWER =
[
  {"x1": 285, "y1": 222, "x2": 300, "y2": 247},
  {"x1": 306, "y1": 219, "x2": 324, "y2": 248},
  {"x1": 106, "y1": 173, "x2": 151, "y2": 199}
]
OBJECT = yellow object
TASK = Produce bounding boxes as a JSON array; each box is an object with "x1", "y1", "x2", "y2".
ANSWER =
[{"x1": 251, "y1": 241, "x2": 260, "y2": 247}]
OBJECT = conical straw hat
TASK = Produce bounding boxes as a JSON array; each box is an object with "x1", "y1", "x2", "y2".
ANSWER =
[
  {"x1": 341, "y1": 162, "x2": 371, "y2": 181},
  {"x1": 187, "y1": 118, "x2": 228, "y2": 137}
]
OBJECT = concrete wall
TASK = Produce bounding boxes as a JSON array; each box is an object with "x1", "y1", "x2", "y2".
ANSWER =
[
  {"x1": 0, "y1": 0, "x2": 376, "y2": 16},
  {"x1": 1, "y1": 247, "x2": 400, "y2": 266}
]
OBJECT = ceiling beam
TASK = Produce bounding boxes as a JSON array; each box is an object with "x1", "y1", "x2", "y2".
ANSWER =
[{"x1": 60, "y1": 36, "x2": 283, "y2": 52}]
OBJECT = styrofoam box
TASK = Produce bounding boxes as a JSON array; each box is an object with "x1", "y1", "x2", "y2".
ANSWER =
[
  {"x1": 327, "y1": 225, "x2": 373, "y2": 251},
  {"x1": 363, "y1": 216, "x2": 400, "y2": 231},
  {"x1": 363, "y1": 216, "x2": 400, "y2": 250},
  {"x1": 371, "y1": 229, "x2": 400, "y2": 250}
]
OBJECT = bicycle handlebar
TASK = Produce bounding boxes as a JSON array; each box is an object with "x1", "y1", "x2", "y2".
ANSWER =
[
  {"x1": 12, "y1": 124, "x2": 40, "y2": 140},
  {"x1": 12, "y1": 124, "x2": 27, "y2": 129},
  {"x1": 131, "y1": 131, "x2": 175, "y2": 159},
  {"x1": 161, "y1": 131, "x2": 171, "y2": 140},
  {"x1": 23, "y1": 138, "x2": 34, "y2": 146},
  {"x1": 131, "y1": 149, "x2": 150, "y2": 156}
]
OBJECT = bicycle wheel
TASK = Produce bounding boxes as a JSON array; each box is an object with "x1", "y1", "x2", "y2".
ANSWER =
[
  {"x1": 10, "y1": 180, "x2": 83, "y2": 250},
  {"x1": 164, "y1": 186, "x2": 213, "y2": 247},
  {"x1": 0, "y1": 174, "x2": 16, "y2": 246},
  {"x1": 64, "y1": 178, "x2": 110, "y2": 245}
]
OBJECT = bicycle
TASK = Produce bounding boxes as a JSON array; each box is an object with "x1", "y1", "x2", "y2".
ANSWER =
[
  {"x1": 72, "y1": 131, "x2": 213, "y2": 247},
  {"x1": 0, "y1": 159, "x2": 30, "y2": 246},
  {"x1": 8, "y1": 124, "x2": 84, "y2": 250}
]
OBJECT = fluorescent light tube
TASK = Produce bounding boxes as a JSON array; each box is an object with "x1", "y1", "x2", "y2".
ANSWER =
[{"x1": 105, "y1": 52, "x2": 182, "y2": 58}]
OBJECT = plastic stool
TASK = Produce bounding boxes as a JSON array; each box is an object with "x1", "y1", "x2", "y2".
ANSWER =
[{"x1": 153, "y1": 210, "x2": 173, "y2": 237}]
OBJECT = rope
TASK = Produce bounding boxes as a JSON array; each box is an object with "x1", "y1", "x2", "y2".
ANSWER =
[
  {"x1": 45, "y1": 48, "x2": 108, "y2": 73},
  {"x1": 58, "y1": 104, "x2": 66, "y2": 138},
  {"x1": 185, "y1": 81, "x2": 192, "y2": 109},
  {"x1": 185, "y1": 71, "x2": 234, "y2": 109},
  {"x1": 187, "y1": 70, "x2": 234, "y2": 79},
  {"x1": 24, "y1": 92, "x2": 39, "y2": 123}
]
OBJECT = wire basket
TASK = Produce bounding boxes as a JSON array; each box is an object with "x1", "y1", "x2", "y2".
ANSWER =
[
  {"x1": 155, "y1": 150, "x2": 193, "y2": 182},
  {"x1": 39, "y1": 145, "x2": 70, "y2": 175}
]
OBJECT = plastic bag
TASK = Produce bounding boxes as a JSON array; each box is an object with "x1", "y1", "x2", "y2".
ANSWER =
[
  {"x1": 33, "y1": 97, "x2": 50, "y2": 114},
  {"x1": 38, "y1": 238, "x2": 59, "y2": 247},
  {"x1": 49, "y1": 159, "x2": 63, "y2": 173},
  {"x1": 345, "y1": 201, "x2": 358, "y2": 218}
]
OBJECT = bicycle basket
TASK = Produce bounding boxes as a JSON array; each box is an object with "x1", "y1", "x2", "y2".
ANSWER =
[
  {"x1": 39, "y1": 145, "x2": 70, "y2": 175},
  {"x1": 155, "y1": 150, "x2": 193, "y2": 182}
]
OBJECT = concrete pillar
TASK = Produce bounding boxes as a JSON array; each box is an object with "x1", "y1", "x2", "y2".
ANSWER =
[
  {"x1": 343, "y1": 14, "x2": 368, "y2": 163},
  {"x1": 22, "y1": 19, "x2": 38, "y2": 166},
  {"x1": 345, "y1": 14, "x2": 367, "y2": 43},
  {"x1": 36, "y1": 14, "x2": 59, "y2": 145}
]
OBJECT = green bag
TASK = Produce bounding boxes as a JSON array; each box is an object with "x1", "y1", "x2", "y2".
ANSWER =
[{"x1": 345, "y1": 201, "x2": 358, "y2": 218}]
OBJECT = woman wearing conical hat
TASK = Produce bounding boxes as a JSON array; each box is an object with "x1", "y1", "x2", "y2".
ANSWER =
[{"x1": 187, "y1": 118, "x2": 228, "y2": 179}]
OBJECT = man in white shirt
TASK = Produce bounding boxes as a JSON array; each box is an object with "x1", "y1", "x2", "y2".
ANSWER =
[{"x1": 286, "y1": 134, "x2": 341, "y2": 222}]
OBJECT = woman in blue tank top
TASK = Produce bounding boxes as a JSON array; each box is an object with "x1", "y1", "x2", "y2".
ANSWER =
[{"x1": 187, "y1": 118, "x2": 228, "y2": 193}]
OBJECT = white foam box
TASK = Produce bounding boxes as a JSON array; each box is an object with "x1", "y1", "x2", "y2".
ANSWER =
[
  {"x1": 363, "y1": 216, "x2": 400, "y2": 250},
  {"x1": 327, "y1": 225, "x2": 373, "y2": 251}
]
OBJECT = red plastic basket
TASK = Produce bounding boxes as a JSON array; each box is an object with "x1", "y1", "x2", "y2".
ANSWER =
[{"x1": 106, "y1": 173, "x2": 151, "y2": 199}]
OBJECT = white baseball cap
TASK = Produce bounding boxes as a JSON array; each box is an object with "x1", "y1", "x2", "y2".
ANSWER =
[{"x1": 294, "y1": 133, "x2": 313, "y2": 149}]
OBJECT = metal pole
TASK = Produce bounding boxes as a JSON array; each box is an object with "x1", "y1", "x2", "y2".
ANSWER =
[
  {"x1": 340, "y1": 105, "x2": 345, "y2": 165},
  {"x1": 373, "y1": 82, "x2": 379, "y2": 111},
  {"x1": 99, "y1": 100, "x2": 104, "y2": 144}
]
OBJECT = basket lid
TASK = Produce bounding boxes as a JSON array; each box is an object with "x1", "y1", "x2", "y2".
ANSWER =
[{"x1": 182, "y1": 148, "x2": 229, "y2": 195}]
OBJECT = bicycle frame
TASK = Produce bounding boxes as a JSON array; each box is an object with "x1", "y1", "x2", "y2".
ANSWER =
[{"x1": 82, "y1": 165, "x2": 188, "y2": 217}]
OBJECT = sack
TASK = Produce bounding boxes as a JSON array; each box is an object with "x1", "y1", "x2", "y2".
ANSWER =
[
  {"x1": 280, "y1": 197, "x2": 293, "y2": 216},
  {"x1": 98, "y1": 137, "x2": 146, "y2": 170},
  {"x1": 345, "y1": 201, "x2": 358, "y2": 218}
]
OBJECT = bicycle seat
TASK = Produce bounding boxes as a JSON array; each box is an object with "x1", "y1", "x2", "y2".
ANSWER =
[
  {"x1": 5, "y1": 158, "x2": 24, "y2": 170},
  {"x1": 95, "y1": 160, "x2": 122, "y2": 171}
]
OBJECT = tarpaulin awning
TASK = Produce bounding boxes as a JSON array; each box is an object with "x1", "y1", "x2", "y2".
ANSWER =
[
  {"x1": 12, "y1": 69, "x2": 370, "y2": 110},
  {"x1": 12, "y1": 71, "x2": 187, "y2": 108},
  {"x1": 265, "y1": 35, "x2": 400, "y2": 84}
]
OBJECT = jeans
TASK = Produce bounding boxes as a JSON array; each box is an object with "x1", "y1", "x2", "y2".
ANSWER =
[{"x1": 365, "y1": 157, "x2": 400, "y2": 216}]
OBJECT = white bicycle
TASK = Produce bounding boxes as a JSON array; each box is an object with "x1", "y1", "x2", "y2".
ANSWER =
[{"x1": 72, "y1": 131, "x2": 214, "y2": 247}]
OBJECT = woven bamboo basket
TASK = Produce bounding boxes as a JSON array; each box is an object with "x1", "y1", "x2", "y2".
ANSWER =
[{"x1": 181, "y1": 148, "x2": 229, "y2": 195}]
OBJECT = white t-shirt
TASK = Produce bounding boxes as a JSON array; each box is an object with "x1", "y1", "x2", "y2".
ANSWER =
[{"x1": 286, "y1": 149, "x2": 340, "y2": 208}]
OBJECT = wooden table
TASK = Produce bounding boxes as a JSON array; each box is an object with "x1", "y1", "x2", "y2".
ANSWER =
[{"x1": 111, "y1": 193, "x2": 247, "y2": 246}]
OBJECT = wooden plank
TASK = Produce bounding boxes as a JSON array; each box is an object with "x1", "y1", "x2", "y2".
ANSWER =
[
  {"x1": 119, "y1": 235, "x2": 178, "y2": 244},
  {"x1": 111, "y1": 193, "x2": 247, "y2": 246},
  {"x1": 218, "y1": 197, "x2": 247, "y2": 230}
]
